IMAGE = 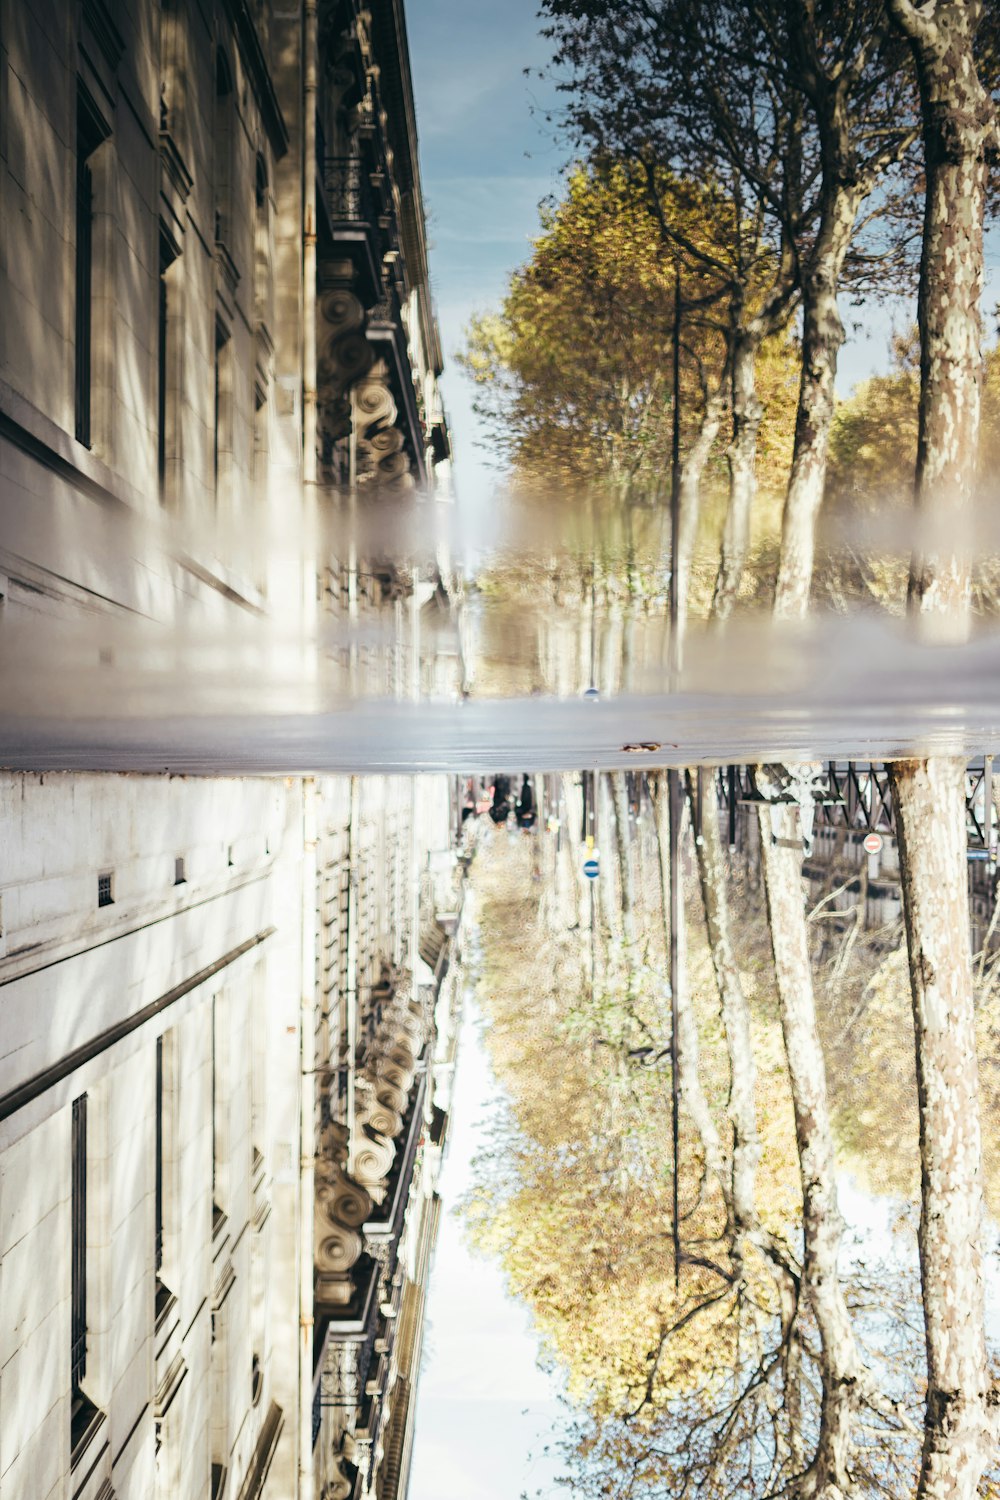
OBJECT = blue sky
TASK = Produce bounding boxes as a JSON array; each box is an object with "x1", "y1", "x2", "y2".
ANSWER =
[{"x1": 408, "y1": 0, "x2": 566, "y2": 521}]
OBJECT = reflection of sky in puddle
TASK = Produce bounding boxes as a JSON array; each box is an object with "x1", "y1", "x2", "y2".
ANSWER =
[
  {"x1": 839, "y1": 1173, "x2": 1000, "y2": 1353},
  {"x1": 410, "y1": 975, "x2": 563, "y2": 1500}
]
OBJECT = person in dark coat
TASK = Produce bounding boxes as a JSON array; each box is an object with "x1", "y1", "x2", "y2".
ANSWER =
[
  {"x1": 516, "y1": 775, "x2": 537, "y2": 830},
  {"x1": 489, "y1": 774, "x2": 512, "y2": 826}
]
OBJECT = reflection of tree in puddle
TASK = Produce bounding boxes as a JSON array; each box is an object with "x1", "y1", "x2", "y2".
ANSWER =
[{"x1": 462, "y1": 789, "x2": 999, "y2": 1497}]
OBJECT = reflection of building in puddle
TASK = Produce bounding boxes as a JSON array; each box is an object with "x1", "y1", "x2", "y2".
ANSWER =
[{"x1": 0, "y1": 771, "x2": 466, "y2": 1500}]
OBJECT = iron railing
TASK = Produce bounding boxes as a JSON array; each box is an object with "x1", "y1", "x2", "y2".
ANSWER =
[
  {"x1": 322, "y1": 153, "x2": 408, "y2": 287},
  {"x1": 367, "y1": 282, "x2": 401, "y2": 329},
  {"x1": 712, "y1": 759, "x2": 996, "y2": 853},
  {"x1": 323, "y1": 156, "x2": 378, "y2": 225}
]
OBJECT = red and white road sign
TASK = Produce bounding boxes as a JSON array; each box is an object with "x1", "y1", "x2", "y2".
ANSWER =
[{"x1": 862, "y1": 832, "x2": 883, "y2": 855}]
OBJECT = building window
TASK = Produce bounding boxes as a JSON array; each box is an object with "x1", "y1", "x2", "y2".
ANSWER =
[
  {"x1": 254, "y1": 151, "x2": 270, "y2": 320},
  {"x1": 157, "y1": 229, "x2": 180, "y2": 498},
  {"x1": 71, "y1": 1096, "x2": 87, "y2": 1390},
  {"x1": 212, "y1": 995, "x2": 226, "y2": 1233},
  {"x1": 75, "y1": 153, "x2": 93, "y2": 444},
  {"x1": 69, "y1": 1094, "x2": 101, "y2": 1455},
  {"x1": 75, "y1": 87, "x2": 109, "y2": 447},
  {"x1": 158, "y1": 223, "x2": 183, "y2": 504},
  {"x1": 157, "y1": 264, "x2": 167, "y2": 486},
  {"x1": 214, "y1": 49, "x2": 233, "y2": 245},
  {"x1": 155, "y1": 1032, "x2": 177, "y2": 1327},
  {"x1": 174, "y1": 855, "x2": 186, "y2": 885},
  {"x1": 253, "y1": 381, "x2": 268, "y2": 486},
  {"x1": 214, "y1": 320, "x2": 232, "y2": 507},
  {"x1": 155, "y1": 1037, "x2": 164, "y2": 1274},
  {"x1": 97, "y1": 872, "x2": 114, "y2": 907}
]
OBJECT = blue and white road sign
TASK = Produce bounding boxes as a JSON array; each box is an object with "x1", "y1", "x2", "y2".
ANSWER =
[{"x1": 583, "y1": 857, "x2": 600, "y2": 880}]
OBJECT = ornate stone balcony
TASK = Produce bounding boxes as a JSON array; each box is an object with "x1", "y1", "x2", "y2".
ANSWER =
[{"x1": 318, "y1": 154, "x2": 396, "y2": 309}]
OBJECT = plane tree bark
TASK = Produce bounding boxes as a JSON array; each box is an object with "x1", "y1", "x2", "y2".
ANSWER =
[
  {"x1": 648, "y1": 771, "x2": 726, "y2": 1202},
  {"x1": 884, "y1": 6, "x2": 1000, "y2": 1494},
  {"x1": 608, "y1": 771, "x2": 637, "y2": 947},
  {"x1": 888, "y1": 0, "x2": 997, "y2": 638},
  {"x1": 712, "y1": 327, "x2": 770, "y2": 621},
  {"x1": 756, "y1": 774, "x2": 864, "y2": 1499},
  {"x1": 890, "y1": 758, "x2": 997, "y2": 1499},
  {"x1": 684, "y1": 769, "x2": 762, "y2": 1244},
  {"x1": 675, "y1": 376, "x2": 728, "y2": 638},
  {"x1": 771, "y1": 1, "x2": 921, "y2": 617}
]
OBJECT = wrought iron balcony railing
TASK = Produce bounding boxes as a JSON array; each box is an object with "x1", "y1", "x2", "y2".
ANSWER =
[{"x1": 323, "y1": 156, "x2": 378, "y2": 225}]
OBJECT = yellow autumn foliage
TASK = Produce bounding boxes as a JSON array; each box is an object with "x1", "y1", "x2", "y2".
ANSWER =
[
  {"x1": 463, "y1": 823, "x2": 802, "y2": 1419},
  {"x1": 459, "y1": 162, "x2": 799, "y2": 506}
]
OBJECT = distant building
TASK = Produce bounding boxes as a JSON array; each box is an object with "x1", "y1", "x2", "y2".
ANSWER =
[{"x1": 0, "y1": 3, "x2": 460, "y2": 1500}]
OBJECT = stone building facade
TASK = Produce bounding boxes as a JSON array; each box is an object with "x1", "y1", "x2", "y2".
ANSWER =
[
  {"x1": 0, "y1": 2, "x2": 459, "y2": 1499},
  {"x1": 0, "y1": 0, "x2": 451, "y2": 645},
  {"x1": 0, "y1": 770, "x2": 463, "y2": 1500}
]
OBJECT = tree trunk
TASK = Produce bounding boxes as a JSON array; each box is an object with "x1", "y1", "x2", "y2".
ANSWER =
[
  {"x1": 562, "y1": 771, "x2": 591, "y2": 936},
  {"x1": 597, "y1": 772, "x2": 619, "y2": 939},
  {"x1": 713, "y1": 333, "x2": 763, "y2": 621},
  {"x1": 883, "y1": 8, "x2": 999, "y2": 1490},
  {"x1": 649, "y1": 774, "x2": 726, "y2": 1196},
  {"x1": 756, "y1": 776, "x2": 861, "y2": 1496},
  {"x1": 686, "y1": 769, "x2": 761, "y2": 1237},
  {"x1": 675, "y1": 383, "x2": 728, "y2": 640},
  {"x1": 891, "y1": 758, "x2": 995, "y2": 1498},
  {"x1": 609, "y1": 771, "x2": 637, "y2": 946},
  {"x1": 774, "y1": 236, "x2": 852, "y2": 619},
  {"x1": 889, "y1": 0, "x2": 993, "y2": 640}
]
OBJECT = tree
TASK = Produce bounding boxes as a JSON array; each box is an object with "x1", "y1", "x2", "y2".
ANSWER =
[
  {"x1": 540, "y1": 0, "x2": 922, "y2": 624},
  {"x1": 884, "y1": 8, "x2": 1000, "y2": 1495},
  {"x1": 756, "y1": 775, "x2": 868, "y2": 1498},
  {"x1": 464, "y1": 833, "x2": 739, "y2": 1417},
  {"x1": 683, "y1": 770, "x2": 762, "y2": 1256},
  {"x1": 459, "y1": 164, "x2": 731, "y2": 503},
  {"x1": 771, "y1": 1, "x2": 921, "y2": 617},
  {"x1": 460, "y1": 162, "x2": 799, "y2": 651},
  {"x1": 887, "y1": 0, "x2": 999, "y2": 637},
  {"x1": 541, "y1": 0, "x2": 804, "y2": 620},
  {"x1": 828, "y1": 336, "x2": 1000, "y2": 576},
  {"x1": 467, "y1": 817, "x2": 937, "y2": 1498}
]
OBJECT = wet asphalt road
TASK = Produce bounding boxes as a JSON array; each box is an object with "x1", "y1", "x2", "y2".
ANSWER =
[
  {"x1": 4, "y1": 611, "x2": 1000, "y2": 774},
  {"x1": 0, "y1": 688, "x2": 997, "y2": 775}
]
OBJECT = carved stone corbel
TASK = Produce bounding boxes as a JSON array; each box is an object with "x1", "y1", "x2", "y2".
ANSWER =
[
  {"x1": 353, "y1": 362, "x2": 415, "y2": 493},
  {"x1": 350, "y1": 1138, "x2": 396, "y2": 1199},
  {"x1": 317, "y1": 288, "x2": 374, "y2": 448},
  {"x1": 315, "y1": 1126, "x2": 375, "y2": 1308},
  {"x1": 322, "y1": 1473, "x2": 353, "y2": 1500}
]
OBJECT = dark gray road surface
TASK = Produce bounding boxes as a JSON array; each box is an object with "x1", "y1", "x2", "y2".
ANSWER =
[{"x1": 0, "y1": 690, "x2": 995, "y2": 775}]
